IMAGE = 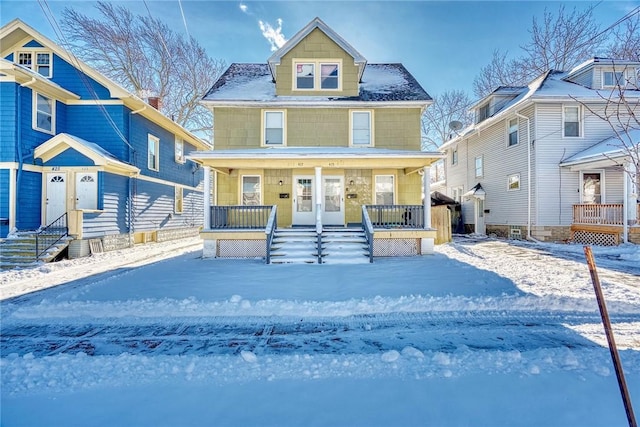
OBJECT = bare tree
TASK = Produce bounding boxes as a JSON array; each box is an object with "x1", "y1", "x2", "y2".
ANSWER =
[
  {"x1": 473, "y1": 5, "x2": 604, "y2": 98},
  {"x1": 422, "y1": 90, "x2": 474, "y2": 151},
  {"x1": 607, "y1": 14, "x2": 640, "y2": 61},
  {"x1": 61, "y1": 2, "x2": 225, "y2": 139}
]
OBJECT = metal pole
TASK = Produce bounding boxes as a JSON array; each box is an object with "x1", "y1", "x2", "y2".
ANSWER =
[{"x1": 584, "y1": 246, "x2": 637, "y2": 427}]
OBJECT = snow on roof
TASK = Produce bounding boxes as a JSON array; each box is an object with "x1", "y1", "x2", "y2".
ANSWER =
[
  {"x1": 202, "y1": 63, "x2": 431, "y2": 103},
  {"x1": 560, "y1": 128, "x2": 640, "y2": 165},
  {"x1": 190, "y1": 146, "x2": 443, "y2": 159}
]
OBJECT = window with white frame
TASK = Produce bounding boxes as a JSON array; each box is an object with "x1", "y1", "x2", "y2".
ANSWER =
[
  {"x1": 603, "y1": 70, "x2": 624, "y2": 87},
  {"x1": 242, "y1": 175, "x2": 261, "y2": 206},
  {"x1": 507, "y1": 118, "x2": 519, "y2": 146},
  {"x1": 451, "y1": 148, "x2": 458, "y2": 165},
  {"x1": 18, "y1": 51, "x2": 52, "y2": 77},
  {"x1": 175, "y1": 186, "x2": 184, "y2": 213},
  {"x1": 148, "y1": 134, "x2": 160, "y2": 171},
  {"x1": 263, "y1": 111, "x2": 285, "y2": 145},
  {"x1": 563, "y1": 106, "x2": 581, "y2": 137},
  {"x1": 475, "y1": 156, "x2": 483, "y2": 178},
  {"x1": 33, "y1": 92, "x2": 54, "y2": 133},
  {"x1": 375, "y1": 175, "x2": 394, "y2": 205},
  {"x1": 294, "y1": 60, "x2": 341, "y2": 90},
  {"x1": 351, "y1": 111, "x2": 372, "y2": 146},
  {"x1": 175, "y1": 138, "x2": 184, "y2": 163},
  {"x1": 508, "y1": 174, "x2": 520, "y2": 191},
  {"x1": 478, "y1": 103, "x2": 490, "y2": 122}
]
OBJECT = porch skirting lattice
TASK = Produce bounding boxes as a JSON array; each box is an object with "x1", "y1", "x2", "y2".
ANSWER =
[
  {"x1": 572, "y1": 230, "x2": 619, "y2": 246},
  {"x1": 217, "y1": 239, "x2": 266, "y2": 258},
  {"x1": 373, "y1": 238, "x2": 418, "y2": 256}
]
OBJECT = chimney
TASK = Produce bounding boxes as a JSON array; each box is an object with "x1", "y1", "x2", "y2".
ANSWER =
[{"x1": 147, "y1": 96, "x2": 161, "y2": 110}]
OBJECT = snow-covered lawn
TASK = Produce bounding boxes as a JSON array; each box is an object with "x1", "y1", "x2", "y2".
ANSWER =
[{"x1": 1, "y1": 237, "x2": 639, "y2": 427}]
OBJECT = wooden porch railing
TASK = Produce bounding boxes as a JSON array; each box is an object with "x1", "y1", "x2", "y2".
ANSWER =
[
  {"x1": 365, "y1": 205, "x2": 424, "y2": 228},
  {"x1": 210, "y1": 205, "x2": 273, "y2": 229},
  {"x1": 572, "y1": 204, "x2": 640, "y2": 225}
]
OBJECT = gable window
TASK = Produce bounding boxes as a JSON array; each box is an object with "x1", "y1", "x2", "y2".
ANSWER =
[
  {"x1": 175, "y1": 138, "x2": 184, "y2": 163},
  {"x1": 175, "y1": 186, "x2": 184, "y2": 213},
  {"x1": 351, "y1": 110, "x2": 372, "y2": 146},
  {"x1": 508, "y1": 174, "x2": 520, "y2": 191},
  {"x1": 563, "y1": 106, "x2": 581, "y2": 137},
  {"x1": 263, "y1": 110, "x2": 285, "y2": 145},
  {"x1": 375, "y1": 175, "x2": 394, "y2": 205},
  {"x1": 18, "y1": 51, "x2": 52, "y2": 77},
  {"x1": 33, "y1": 92, "x2": 54, "y2": 134},
  {"x1": 603, "y1": 71, "x2": 624, "y2": 87},
  {"x1": 294, "y1": 60, "x2": 341, "y2": 91},
  {"x1": 478, "y1": 103, "x2": 490, "y2": 122},
  {"x1": 507, "y1": 118, "x2": 519, "y2": 146},
  {"x1": 242, "y1": 175, "x2": 261, "y2": 206},
  {"x1": 475, "y1": 156, "x2": 483, "y2": 178},
  {"x1": 148, "y1": 134, "x2": 160, "y2": 171},
  {"x1": 451, "y1": 148, "x2": 458, "y2": 165}
]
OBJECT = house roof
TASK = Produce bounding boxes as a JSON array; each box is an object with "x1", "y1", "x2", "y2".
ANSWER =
[
  {"x1": 0, "y1": 58, "x2": 80, "y2": 101},
  {"x1": 267, "y1": 17, "x2": 367, "y2": 81},
  {"x1": 202, "y1": 63, "x2": 432, "y2": 105},
  {"x1": 0, "y1": 19, "x2": 210, "y2": 150},
  {"x1": 560, "y1": 128, "x2": 640, "y2": 167},
  {"x1": 34, "y1": 133, "x2": 140, "y2": 175}
]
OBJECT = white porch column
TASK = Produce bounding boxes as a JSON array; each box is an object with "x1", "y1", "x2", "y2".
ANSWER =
[
  {"x1": 203, "y1": 166, "x2": 211, "y2": 230},
  {"x1": 315, "y1": 166, "x2": 323, "y2": 232},
  {"x1": 423, "y1": 165, "x2": 431, "y2": 229}
]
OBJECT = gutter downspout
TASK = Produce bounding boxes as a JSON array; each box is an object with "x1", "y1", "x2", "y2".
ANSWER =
[
  {"x1": 623, "y1": 161, "x2": 629, "y2": 244},
  {"x1": 16, "y1": 77, "x2": 36, "y2": 232},
  {"x1": 127, "y1": 105, "x2": 145, "y2": 247},
  {"x1": 516, "y1": 112, "x2": 538, "y2": 242}
]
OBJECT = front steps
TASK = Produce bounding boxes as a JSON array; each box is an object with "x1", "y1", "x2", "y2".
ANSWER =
[
  {"x1": 0, "y1": 231, "x2": 72, "y2": 270},
  {"x1": 269, "y1": 228, "x2": 370, "y2": 265}
]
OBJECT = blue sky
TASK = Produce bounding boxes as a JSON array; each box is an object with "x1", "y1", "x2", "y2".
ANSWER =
[{"x1": 1, "y1": 1, "x2": 638, "y2": 99}]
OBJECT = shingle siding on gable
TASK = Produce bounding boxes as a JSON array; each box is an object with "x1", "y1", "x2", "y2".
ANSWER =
[
  {"x1": 66, "y1": 104, "x2": 128, "y2": 160},
  {"x1": 44, "y1": 148, "x2": 95, "y2": 167},
  {"x1": 51, "y1": 54, "x2": 112, "y2": 100},
  {"x1": 276, "y1": 28, "x2": 360, "y2": 97}
]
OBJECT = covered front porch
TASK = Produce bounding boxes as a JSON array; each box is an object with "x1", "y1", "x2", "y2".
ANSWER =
[{"x1": 188, "y1": 147, "x2": 444, "y2": 262}]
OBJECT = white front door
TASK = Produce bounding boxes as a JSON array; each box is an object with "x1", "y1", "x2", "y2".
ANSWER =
[
  {"x1": 76, "y1": 172, "x2": 97, "y2": 210},
  {"x1": 474, "y1": 197, "x2": 486, "y2": 235},
  {"x1": 293, "y1": 175, "x2": 315, "y2": 225},
  {"x1": 46, "y1": 173, "x2": 66, "y2": 224},
  {"x1": 322, "y1": 176, "x2": 344, "y2": 225}
]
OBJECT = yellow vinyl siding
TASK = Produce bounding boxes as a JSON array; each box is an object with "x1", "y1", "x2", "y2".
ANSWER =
[
  {"x1": 374, "y1": 108, "x2": 422, "y2": 150},
  {"x1": 212, "y1": 108, "x2": 260, "y2": 149},
  {"x1": 287, "y1": 109, "x2": 347, "y2": 146},
  {"x1": 276, "y1": 28, "x2": 359, "y2": 96}
]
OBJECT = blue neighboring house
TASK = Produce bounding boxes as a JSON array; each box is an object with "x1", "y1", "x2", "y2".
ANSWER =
[{"x1": 0, "y1": 19, "x2": 208, "y2": 258}]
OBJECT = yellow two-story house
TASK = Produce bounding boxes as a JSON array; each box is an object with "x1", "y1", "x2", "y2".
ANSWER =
[{"x1": 190, "y1": 18, "x2": 444, "y2": 263}]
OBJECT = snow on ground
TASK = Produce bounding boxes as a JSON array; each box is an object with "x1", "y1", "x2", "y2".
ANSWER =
[{"x1": 1, "y1": 236, "x2": 639, "y2": 427}]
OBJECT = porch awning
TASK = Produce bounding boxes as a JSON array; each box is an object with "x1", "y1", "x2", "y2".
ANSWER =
[
  {"x1": 463, "y1": 183, "x2": 485, "y2": 199},
  {"x1": 188, "y1": 146, "x2": 445, "y2": 174},
  {"x1": 34, "y1": 133, "x2": 139, "y2": 176},
  {"x1": 560, "y1": 129, "x2": 640, "y2": 171}
]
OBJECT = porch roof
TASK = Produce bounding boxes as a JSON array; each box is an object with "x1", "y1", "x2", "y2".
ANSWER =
[
  {"x1": 188, "y1": 146, "x2": 444, "y2": 172},
  {"x1": 560, "y1": 129, "x2": 640, "y2": 169}
]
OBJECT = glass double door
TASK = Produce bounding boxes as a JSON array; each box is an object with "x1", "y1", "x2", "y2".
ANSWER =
[{"x1": 292, "y1": 175, "x2": 344, "y2": 226}]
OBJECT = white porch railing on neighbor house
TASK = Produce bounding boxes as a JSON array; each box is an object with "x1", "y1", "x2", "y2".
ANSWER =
[{"x1": 572, "y1": 204, "x2": 640, "y2": 225}]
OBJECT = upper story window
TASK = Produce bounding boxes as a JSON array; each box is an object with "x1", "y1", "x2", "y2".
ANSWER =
[
  {"x1": 350, "y1": 110, "x2": 372, "y2": 146},
  {"x1": 148, "y1": 134, "x2": 160, "y2": 171},
  {"x1": 262, "y1": 110, "x2": 285, "y2": 146},
  {"x1": 477, "y1": 103, "x2": 490, "y2": 123},
  {"x1": 175, "y1": 138, "x2": 185, "y2": 163},
  {"x1": 294, "y1": 60, "x2": 341, "y2": 91},
  {"x1": 375, "y1": 175, "x2": 394, "y2": 205},
  {"x1": 475, "y1": 156, "x2": 484, "y2": 178},
  {"x1": 451, "y1": 148, "x2": 458, "y2": 165},
  {"x1": 507, "y1": 118, "x2": 519, "y2": 147},
  {"x1": 603, "y1": 70, "x2": 624, "y2": 88},
  {"x1": 563, "y1": 106, "x2": 581, "y2": 138},
  {"x1": 33, "y1": 92, "x2": 55, "y2": 134},
  {"x1": 18, "y1": 51, "x2": 52, "y2": 77}
]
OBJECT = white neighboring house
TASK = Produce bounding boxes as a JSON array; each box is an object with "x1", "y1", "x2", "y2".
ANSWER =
[{"x1": 440, "y1": 57, "x2": 640, "y2": 245}]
